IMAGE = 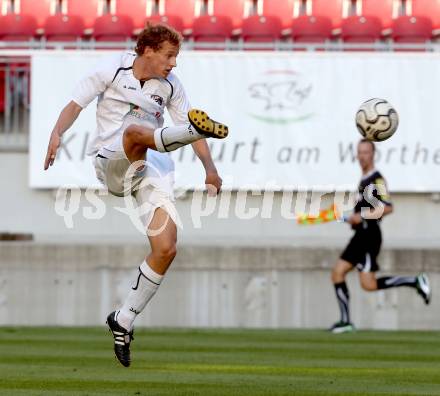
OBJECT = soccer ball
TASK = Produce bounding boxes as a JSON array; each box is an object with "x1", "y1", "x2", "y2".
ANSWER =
[{"x1": 355, "y1": 98, "x2": 399, "y2": 142}]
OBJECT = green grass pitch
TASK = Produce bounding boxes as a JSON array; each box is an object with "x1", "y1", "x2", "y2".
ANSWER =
[{"x1": 0, "y1": 327, "x2": 439, "y2": 395}]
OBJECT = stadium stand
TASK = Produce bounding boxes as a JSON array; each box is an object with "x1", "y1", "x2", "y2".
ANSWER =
[
  {"x1": 391, "y1": 15, "x2": 433, "y2": 43},
  {"x1": 340, "y1": 15, "x2": 383, "y2": 43},
  {"x1": 43, "y1": 14, "x2": 84, "y2": 42},
  {"x1": 93, "y1": 14, "x2": 134, "y2": 42},
  {"x1": 261, "y1": 0, "x2": 296, "y2": 29},
  {"x1": 0, "y1": 0, "x2": 438, "y2": 48},
  {"x1": 241, "y1": 14, "x2": 283, "y2": 45},
  {"x1": 0, "y1": 1, "x2": 438, "y2": 50},
  {"x1": 114, "y1": 0, "x2": 148, "y2": 29},
  {"x1": 290, "y1": 15, "x2": 333, "y2": 44}
]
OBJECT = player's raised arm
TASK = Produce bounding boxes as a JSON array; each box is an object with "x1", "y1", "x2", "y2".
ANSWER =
[
  {"x1": 44, "y1": 100, "x2": 83, "y2": 170},
  {"x1": 44, "y1": 54, "x2": 119, "y2": 170}
]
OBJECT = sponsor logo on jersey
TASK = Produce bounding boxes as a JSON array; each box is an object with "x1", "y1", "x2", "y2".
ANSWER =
[
  {"x1": 127, "y1": 104, "x2": 162, "y2": 122},
  {"x1": 128, "y1": 104, "x2": 147, "y2": 119},
  {"x1": 123, "y1": 85, "x2": 137, "y2": 91}
]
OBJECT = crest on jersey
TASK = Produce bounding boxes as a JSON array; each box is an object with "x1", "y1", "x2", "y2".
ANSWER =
[{"x1": 150, "y1": 94, "x2": 164, "y2": 106}]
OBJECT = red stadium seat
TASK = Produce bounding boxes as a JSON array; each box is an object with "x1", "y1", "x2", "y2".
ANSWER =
[
  {"x1": 310, "y1": 0, "x2": 344, "y2": 28},
  {"x1": 261, "y1": 0, "x2": 295, "y2": 28},
  {"x1": 93, "y1": 14, "x2": 134, "y2": 41},
  {"x1": 290, "y1": 15, "x2": 332, "y2": 43},
  {"x1": 241, "y1": 15, "x2": 282, "y2": 45},
  {"x1": 18, "y1": 0, "x2": 53, "y2": 28},
  {"x1": 192, "y1": 15, "x2": 233, "y2": 47},
  {"x1": 211, "y1": 0, "x2": 247, "y2": 29},
  {"x1": 391, "y1": 16, "x2": 432, "y2": 43},
  {"x1": 115, "y1": 0, "x2": 148, "y2": 29},
  {"x1": 0, "y1": 70, "x2": 5, "y2": 113},
  {"x1": 0, "y1": 14, "x2": 37, "y2": 41},
  {"x1": 66, "y1": 0, "x2": 103, "y2": 29},
  {"x1": 145, "y1": 14, "x2": 185, "y2": 34},
  {"x1": 411, "y1": 0, "x2": 440, "y2": 29},
  {"x1": 341, "y1": 15, "x2": 382, "y2": 43},
  {"x1": 162, "y1": 0, "x2": 197, "y2": 29},
  {"x1": 360, "y1": 0, "x2": 395, "y2": 29},
  {"x1": 44, "y1": 14, "x2": 84, "y2": 42}
]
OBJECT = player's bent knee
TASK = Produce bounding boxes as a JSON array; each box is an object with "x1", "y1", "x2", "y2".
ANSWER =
[
  {"x1": 124, "y1": 124, "x2": 153, "y2": 144},
  {"x1": 123, "y1": 124, "x2": 155, "y2": 161},
  {"x1": 331, "y1": 267, "x2": 345, "y2": 283},
  {"x1": 360, "y1": 281, "x2": 377, "y2": 292},
  {"x1": 123, "y1": 124, "x2": 137, "y2": 139},
  {"x1": 152, "y1": 243, "x2": 177, "y2": 263}
]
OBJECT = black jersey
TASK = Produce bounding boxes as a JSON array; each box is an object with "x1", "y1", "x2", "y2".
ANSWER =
[
  {"x1": 352, "y1": 169, "x2": 392, "y2": 231},
  {"x1": 340, "y1": 170, "x2": 392, "y2": 271}
]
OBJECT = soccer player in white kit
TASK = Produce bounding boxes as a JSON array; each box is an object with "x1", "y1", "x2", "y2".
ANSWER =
[{"x1": 43, "y1": 24, "x2": 228, "y2": 367}]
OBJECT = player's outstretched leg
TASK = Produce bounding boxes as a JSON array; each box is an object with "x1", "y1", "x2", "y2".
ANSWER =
[
  {"x1": 123, "y1": 109, "x2": 229, "y2": 161},
  {"x1": 152, "y1": 109, "x2": 228, "y2": 152},
  {"x1": 376, "y1": 272, "x2": 431, "y2": 305},
  {"x1": 106, "y1": 311, "x2": 134, "y2": 367}
]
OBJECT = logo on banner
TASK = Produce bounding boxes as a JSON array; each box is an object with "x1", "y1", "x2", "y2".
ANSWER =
[{"x1": 248, "y1": 70, "x2": 314, "y2": 124}]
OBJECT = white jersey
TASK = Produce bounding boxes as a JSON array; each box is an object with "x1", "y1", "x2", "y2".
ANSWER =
[{"x1": 72, "y1": 51, "x2": 191, "y2": 157}]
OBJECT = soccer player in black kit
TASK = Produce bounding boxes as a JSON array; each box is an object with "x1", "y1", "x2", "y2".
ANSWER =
[{"x1": 330, "y1": 139, "x2": 431, "y2": 333}]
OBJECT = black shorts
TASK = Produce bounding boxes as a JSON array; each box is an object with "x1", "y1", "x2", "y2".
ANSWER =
[{"x1": 340, "y1": 227, "x2": 382, "y2": 272}]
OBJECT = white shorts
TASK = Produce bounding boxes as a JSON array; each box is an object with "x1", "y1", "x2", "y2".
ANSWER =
[{"x1": 93, "y1": 135, "x2": 179, "y2": 231}]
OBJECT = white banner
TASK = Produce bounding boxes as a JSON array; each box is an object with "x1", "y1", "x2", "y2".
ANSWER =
[{"x1": 30, "y1": 51, "x2": 440, "y2": 191}]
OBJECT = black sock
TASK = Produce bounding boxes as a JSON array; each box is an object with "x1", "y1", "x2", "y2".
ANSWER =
[
  {"x1": 334, "y1": 282, "x2": 350, "y2": 324},
  {"x1": 377, "y1": 276, "x2": 417, "y2": 290}
]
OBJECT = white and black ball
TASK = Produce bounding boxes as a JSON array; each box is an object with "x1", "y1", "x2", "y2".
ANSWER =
[{"x1": 355, "y1": 98, "x2": 399, "y2": 142}]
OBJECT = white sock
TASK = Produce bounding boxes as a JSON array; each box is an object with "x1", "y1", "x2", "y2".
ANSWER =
[
  {"x1": 153, "y1": 124, "x2": 205, "y2": 152},
  {"x1": 117, "y1": 260, "x2": 163, "y2": 331}
]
